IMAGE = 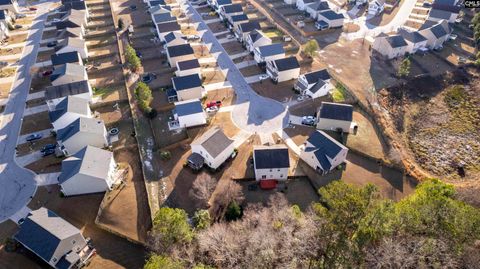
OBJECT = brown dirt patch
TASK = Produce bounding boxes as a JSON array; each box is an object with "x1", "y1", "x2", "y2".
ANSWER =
[
  {"x1": 239, "y1": 65, "x2": 263, "y2": 77},
  {"x1": 222, "y1": 41, "x2": 245, "y2": 54},
  {"x1": 20, "y1": 111, "x2": 53, "y2": 135},
  {"x1": 209, "y1": 112, "x2": 240, "y2": 138},
  {"x1": 16, "y1": 136, "x2": 56, "y2": 157},
  {"x1": 250, "y1": 80, "x2": 295, "y2": 103},
  {"x1": 25, "y1": 154, "x2": 63, "y2": 174},
  {"x1": 202, "y1": 70, "x2": 225, "y2": 84}
]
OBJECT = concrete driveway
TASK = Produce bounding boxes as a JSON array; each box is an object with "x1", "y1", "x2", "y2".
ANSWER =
[
  {"x1": 0, "y1": 1, "x2": 53, "y2": 223},
  {"x1": 186, "y1": 2, "x2": 289, "y2": 134}
]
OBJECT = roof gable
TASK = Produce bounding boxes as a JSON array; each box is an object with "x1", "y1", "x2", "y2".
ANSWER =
[
  {"x1": 273, "y1": 56, "x2": 300, "y2": 71},
  {"x1": 254, "y1": 146, "x2": 290, "y2": 169},
  {"x1": 304, "y1": 130, "x2": 346, "y2": 170},
  {"x1": 172, "y1": 74, "x2": 202, "y2": 91},
  {"x1": 304, "y1": 69, "x2": 330, "y2": 83},
  {"x1": 175, "y1": 100, "x2": 203, "y2": 116},
  {"x1": 257, "y1": 43, "x2": 285, "y2": 57},
  {"x1": 192, "y1": 127, "x2": 234, "y2": 158},
  {"x1": 167, "y1": 44, "x2": 194, "y2": 57}
]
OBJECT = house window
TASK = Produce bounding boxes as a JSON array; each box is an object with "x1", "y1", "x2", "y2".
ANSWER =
[
  {"x1": 269, "y1": 169, "x2": 272, "y2": 172},
  {"x1": 277, "y1": 169, "x2": 280, "y2": 172},
  {"x1": 72, "y1": 240, "x2": 76, "y2": 244},
  {"x1": 280, "y1": 174, "x2": 284, "y2": 178},
  {"x1": 52, "y1": 258, "x2": 57, "y2": 263},
  {"x1": 262, "y1": 175, "x2": 266, "y2": 179}
]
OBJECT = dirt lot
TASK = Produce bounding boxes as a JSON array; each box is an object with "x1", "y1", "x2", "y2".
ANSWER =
[
  {"x1": 202, "y1": 70, "x2": 226, "y2": 84},
  {"x1": 239, "y1": 65, "x2": 263, "y2": 77},
  {"x1": 41, "y1": 29, "x2": 57, "y2": 40},
  {"x1": 25, "y1": 154, "x2": 63, "y2": 174},
  {"x1": 93, "y1": 84, "x2": 128, "y2": 103},
  {"x1": 6, "y1": 33, "x2": 28, "y2": 45},
  {"x1": 367, "y1": 0, "x2": 404, "y2": 26},
  {"x1": 204, "y1": 87, "x2": 235, "y2": 107},
  {"x1": 25, "y1": 97, "x2": 45, "y2": 108},
  {"x1": 209, "y1": 112, "x2": 240, "y2": 138},
  {"x1": 151, "y1": 110, "x2": 189, "y2": 148},
  {"x1": 35, "y1": 49, "x2": 54, "y2": 63},
  {"x1": 222, "y1": 41, "x2": 245, "y2": 55},
  {"x1": 0, "y1": 82, "x2": 12, "y2": 99},
  {"x1": 140, "y1": 61, "x2": 173, "y2": 89},
  {"x1": 20, "y1": 111, "x2": 53, "y2": 135},
  {"x1": 250, "y1": 80, "x2": 296, "y2": 103},
  {"x1": 0, "y1": 47, "x2": 22, "y2": 56},
  {"x1": 95, "y1": 101, "x2": 132, "y2": 124},
  {"x1": 30, "y1": 76, "x2": 51, "y2": 93},
  {"x1": 16, "y1": 136, "x2": 56, "y2": 157}
]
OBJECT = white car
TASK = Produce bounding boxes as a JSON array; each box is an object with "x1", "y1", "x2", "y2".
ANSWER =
[
  {"x1": 448, "y1": 34, "x2": 457, "y2": 41},
  {"x1": 226, "y1": 34, "x2": 235, "y2": 39},
  {"x1": 302, "y1": 116, "x2": 316, "y2": 126},
  {"x1": 297, "y1": 95, "x2": 305, "y2": 101},
  {"x1": 259, "y1": 74, "x2": 269, "y2": 81},
  {"x1": 205, "y1": 106, "x2": 219, "y2": 113}
]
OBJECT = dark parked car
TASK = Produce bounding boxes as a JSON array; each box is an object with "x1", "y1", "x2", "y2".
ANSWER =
[
  {"x1": 46, "y1": 41, "x2": 57, "y2": 47},
  {"x1": 41, "y1": 144, "x2": 56, "y2": 152},
  {"x1": 130, "y1": 5, "x2": 137, "y2": 10},
  {"x1": 42, "y1": 70, "x2": 53, "y2": 77},
  {"x1": 26, "y1": 133, "x2": 42, "y2": 142},
  {"x1": 141, "y1": 73, "x2": 156, "y2": 84},
  {"x1": 42, "y1": 148, "x2": 55, "y2": 157}
]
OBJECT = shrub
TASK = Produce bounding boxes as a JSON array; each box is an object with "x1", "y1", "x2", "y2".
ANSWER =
[
  {"x1": 134, "y1": 82, "x2": 153, "y2": 113},
  {"x1": 397, "y1": 57, "x2": 411, "y2": 78},
  {"x1": 303, "y1": 39, "x2": 320, "y2": 58},
  {"x1": 225, "y1": 200, "x2": 242, "y2": 221},
  {"x1": 125, "y1": 45, "x2": 141, "y2": 72},
  {"x1": 118, "y1": 18, "x2": 125, "y2": 30}
]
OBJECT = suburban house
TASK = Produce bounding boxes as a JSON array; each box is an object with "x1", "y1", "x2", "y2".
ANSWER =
[
  {"x1": 300, "y1": 130, "x2": 348, "y2": 174},
  {"x1": 172, "y1": 73, "x2": 204, "y2": 101},
  {"x1": 55, "y1": 37, "x2": 88, "y2": 59},
  {"x1": 189, "y1": 127, "x2": 235, "y2": 170},
  {"x1": 317, "y1": 10, "x2": 345, "y2": 28},
  {"x1": 235, "y1": 21, "x2": 261, "y2": 42},
  {"x1": 163, "y1": 31, "x2": 187, "y2": 49},
  {"x1": 227, "y1": 13, "x2": 249, "y2": 30},
  {"x1": 372, "y1": 33, "x2": 408, "y2": 59},
  {"x1": 51, "y1": 52, "x2": 83, "y2": 69},
  {"x1": 316, "y1": 102, "x2": 357, "y2": 133},
  {"x1": 266, "y1": 56, "x2": 300, "y2": 83},
  {"x1": 56, "y1": 117, "x2": 108, "y2": 156},
  {"x1": 0, "y1": 0, "x2": 19, "y2": 13},
  {"x1": 419, "y1": 19, "x2": 452, "y2": 49},
  {"x1": 50, "y1": 63, "x2": 88, "y2": 87},
  {"x1": 294, "y1": 69, "x2": 332, "y2": 99},
  {"x1": 58, "y1": 146, "x2": 118, "y2": 196},
  {"x1": 155, "y1": 21, "x2": 181, "y2": 42},
  {"x1": 14, "y1": 207, "x2": 89, "y2": 269},
  {"x1": 152, "y1": 12, "x2": 176, "y2": 25},
  {"x1": 428, "y1": 8, "x2": 458, "y2": 23},
  {"x1": 305, "y1": 1, "x2": 330, "y2": 20},
  {"x1": 176, "y1": 58, "x2": 201, "y2": 77},
  {"x1": 245, "y1": 29, "x2": 272, "y2": 52},
  {"x1": 49, "y1": 95, "x2": 91, "y2": 131},
  {"x1": 55, "y1": 9, "x2": 86, "y2": 34},
  {"x1": 148, "y1": 4, "x2": 171, "y2": 15},
  {"x1": 219, "y1": 3, "x2": 243, "y2": 22},
  {"x1": 368, "y1": 0, "x2": 385, "y2": 16},
  {"x1": 166, "y1": 43, "x2": 195, "y2": 67},
  {"x1": 62, "y1": 1, "x2": 89, "y2": 17},
  {"x1": 56, "y1": 27, "x2": 83, "y2": 39},
  {"x1": 296, "y1": 0, "x2": 316, "y2": 11},
  {"x1": 432, "y1": 0, "x2": 461, "y2": 20},
  {"x1": 45, "y1": 80, "x2": 92, "y2": 110},
  {"x1": 212, "y1": 0, "x2": 232, "y2": 12},
  {"x1": 398, "y1": 28, "x2": 428, "y2": 54},
  {"x1": 171, "y1": 99, "x2": 207, "y2": 129},
  {"x1": 253, "y1": 145, "x2": 290, "y2": 187},
  {"x1": 284, "y1": 0, "x2": 296, "y2": 5},
  {"x1": 253, "y1": 43, "x2": 285, "y2": 65}
]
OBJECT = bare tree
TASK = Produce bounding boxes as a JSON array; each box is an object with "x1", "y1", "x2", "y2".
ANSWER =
[
  {"x1": 210, "y1": 180, "x2": 244, "y2": 221},
  {"x1": 189, "y1": 174, "x2": 217, "y2": 209}
]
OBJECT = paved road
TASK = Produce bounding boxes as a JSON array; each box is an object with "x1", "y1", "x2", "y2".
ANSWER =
[
  {"x1": 0, "y1": 2, "x2": 52, "y2": 223},
  {"x1": 185, "y1": 2, "x2": 289, "y2": 134}
]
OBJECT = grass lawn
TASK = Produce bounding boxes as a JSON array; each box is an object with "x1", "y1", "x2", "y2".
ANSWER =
[
  {"x1": 264, "y1": 29, "x2": 283, "y2": 38},
  {"x1": 331, "y1": 82, "x2": 350, "y2": 102}
]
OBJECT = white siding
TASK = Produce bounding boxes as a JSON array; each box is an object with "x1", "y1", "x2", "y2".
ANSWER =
[
  {"x1": 192, "y1": 142, "x2": 235, "y2": 169},
  {"x1": 56, "y1": 46, "x2": 88, "y2": 59},
  {"x1": 276, "y1": 68, "x2": 300, "y2": 83},
  {"x1": 46, "y1": 89, "x2": 93, "y2": 111},
  {"x1": 176, "y1": 86, "x2": 204, "y2": 101},
  {"x1": 305, "y1": 81, "x2": 332, "y2": 99},
  {"x1": 51, "y1": 73, "x2": 87, "y2": 87},
  {"x1": 61, "y1": 131, "x2": 108, "y2": 156},
  {"x1": 52, "y1": 112, "x2": 91, "y2": 131},
  {"x1": 178, "y1": 112, "x2": 207, "y2": 128},
  {"x1": 316, "y1": 118, "x2": 352, "y2": 133},
  {"x1": 176, "y1": 67, "x2": 202, "y2": 77},
  {"x1": 254, "y1": 167, "x2": 288, "y2": 181}
]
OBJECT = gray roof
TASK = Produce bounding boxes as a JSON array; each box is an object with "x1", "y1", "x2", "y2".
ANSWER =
[
  {"x1": 56, "y1": 27, "x2": 83, "y2": 39},
  {"x1": 157, "y1": 21, "x2": 180, "y2": 33},
  {"x1": 14, "y1": 207, "x2": 82, "y2": 263},
  {"x1": 428, "y1": 8, "x2": 452, "y2": 20},
  {"x1": 56, "y1": 117, "x2": 105, "y2": 142},
  {"x1": 304, "y1": 130, "x2": 346, "y2": 171},
  {"x1": 254, "y1": 145, "x2": 290, "y2": 169},
  {"x1": 56, "y1": 37, "x2": 85, "y2": 51},
  {"x1": 318, "y1": 102, "x2": 353, "y2": 121},
  {"x1": 216, "y1": 0, "x2": 232, "y2": 6},
  {"x1": 248, "y1": 29, "x2": 266, "y2": 43},
  {"x1": 273, "y1": 56, "x2": 300, "y2": 71},
  {"x1": 45, "y1": 80, "x2": 90, "y2": 101},
  {"x1": 222, "y1": 3, "x2": 243, "y2": 14},
  {"x1": 230, "y1": 13, "x2": 248, "y2": 22},
  {"x1": 61, "y1": 1, "x2": 87, "y2": 11},
  {"x1": 309, "y1": 79, "x2": 326, "y2": 94},
  {"x1": 429, "y1": 22, "x2": 448, "y2": 38},
  {"x1": 175, "y1": 100, "x2": 203, "y2": 116},
  {"x1": 303, "y1": 69, "x2": 330, "y2": 84},
  {"x1": 164, "y1": 31, "x2": 185, "y2": 44},
  {"x1": 153, "y1": 12, "x2": 176, "y2": 23},
  {"x1": 398, "y1": 29, "x2": 427, "y2": 43},
  {"x1": 192, "y1": 127, "x2": 234, "y2": 158},
  {"x1": 432, "y1": 0, "x2": 461, "y2": 12},
  {"x1": 167, "y1": 44, "x2": 194, "y2": 57},
  {"x1": 309, "y1": 1, "x2": 329, "y2": 11},
  {"x1": 257, "y1": 43, "x2": 284, "y2": 57},
  {"x1": 385, "y1": 35, "x2": 408, "y2": 48},
  {"x1": 58, "y1": 145, "x2": 114, "y2": 184},
  {"x1": 0, "y1": 0, "x2": 14, "y2": 5},
  {"x1": 319, "y1": 10, "x2": 344, "y2": 20},
  {"x1": 149, "y1": 5, "x2": 171, "y2": 13},
  {"x1": 238, "y1": 21, "x2": 261, "y2": 33},
  {"x1": 50, "y1": 63, "x2": 85, "y2": 82},
  {"x1": 51, "y1": 51, "x2": 81, "y2": 66},
  {"x1": 172, "y1": 74, "x2": 202, "y2": 91},
  {"x1": 149, "y1": 0, "x2": 166, "y2": 6},
  {"x1": 177, "y1": 58, "x2": 200, "y2": 70},
  {"x1": 48, "y1": 95, "x2": 90, "y2": 123}
]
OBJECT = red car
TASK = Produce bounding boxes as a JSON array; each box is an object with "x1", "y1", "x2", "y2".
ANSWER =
[
  {"x1": 29, "y1": 7, "x2": 37, "y2": 11},
  {"x1": 42, "y1": 70, "x2": 52, "y2": 77},
  {"x1": 206, "y1": 100, "x2": 222, "y2": 108}
]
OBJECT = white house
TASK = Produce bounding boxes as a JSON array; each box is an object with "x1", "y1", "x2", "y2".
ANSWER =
[
  {"x1": 418, "y1": 19, "x2": 452, "y2": 49},
  {"x1": 398, "y1": 29, "x2": 428, "y2": 54},
  {"x1": 14, "y1": 208, "x2": 89, "y2": 269},
  {"x1": 56, "y1": 117, "x2": 108, "y2": 156},
  {"x1": 253, "y1": 145, "x2": 290, "y2": 181},
  {"x1": 253, "y1": 43, "x2": 285, "y2": 65},
  {"x1": 317, "y1": 10, "x2": 345, "y2": 28},
  {"x1": 61, "y1": 0, "x2": 89, "y2": 18},
  {"x1": 57, "y1": 27, "x2": 84, "y2": 40},
  {"x1": 49, "y1": 96, "x2": 91, "y2": 131},
  {"x1": 266, "y1": 56, "x2": 300, "y2": 83},
  {"x1": 58, "y1": 146, "x2": 118, "y2": 196},
  {"x1": 294, "y1": 69, "x2": 332, "y2": 99},
  {"x1": 152, "y1": 12, "x2": 176, "y2": 25},
  {"x1": 189, "y1": 127, "x2": 235, "y2": 170},
  {"x1": 0, "y1": 0, "x2": 19, "y2": 13},
  {"x1": 176, "y1": 58, "x2": 201, "y2": 77},
  {"x1": 212, "y1": 0, "x2": 232, "y2": 12},
  {"x1": 219, "y1": 3, "x2": 243, "y2": 22},
  {"x1": 372, "y1": 34, "x2": 408, "y2": 59},
  {"x1": 300, "y1": 130, "x2": 348, "y2": 174},
  {"x1": 50, "y1": 63, "x2": 88, "y2": 86},
  {"x1": 227, "y1": 13, "x2": 249, "y2": 30},
  {"x1": 55, "y1": 9, "x2": 86, "y2": 35},
  {"x1": 155, "y1": 21, "x2": 181, "y2": 42},
  {"x1": 316, "y1": 102, "x2": 357, "y2": 133},
  {"x1": 296, "y1": 0, "x2": 316, "y2": 11},
  {"x1": 51, "y1": 51, "x2": 83, "y2": 69},
  {"x1": 235, "y1": 21, "x2": 261, "y2": 42},
  {"x1": 166, "y1": 43, "x2": 195, "y2": 67},
  {"x1": 172, "y1": 73, "x2": 205, "y2": 101},
  {"x1": 163, "y1": 31, "x2": 187, "y2": 49},
  {"x1": 55, "y1": 37, "x2": 88, "y2": 59},
  {"x1": 305, "y1": 1, "x2": 330, "y2": 20},
  {"x1": 368, "y1": 0, "x2": 385, "y2": 16},
  {"x1": 245, "y1": 29, "x2": 272, "y2": 52},
  {"x1": 45, "y1": 80, "x2": 92, "y2": 110},
  {"x1": 172, "y1": 99, "x2": 207, "y2": 128}
]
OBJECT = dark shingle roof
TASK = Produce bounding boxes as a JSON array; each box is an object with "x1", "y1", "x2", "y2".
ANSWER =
[
  {"x1": 254, "y1": 146, "x2": 290, "y2": 169},
  {"x1": 318, "y1": 102, "x2": 353, "y2": 121},
  {"x1": 45, "y1": 80, "x2": 90, "y2": 101},
  {"x1": 164, "y1": 31, "x2": 185, "y2": 44},
  {"x1": 222, "y1": 3, "x2": 243, "y2": 14},
  {"x1": 398, "y1": 29, "x2": 427, "y2": 43},
  {"x1": 56, "y1": 117, "x2": 81, "y2": 142},
  {"x1": 175, "y1": 100, "x2": 204, "y2": 116},
  {"x1": 230, "y1": 13, "x2": 248, "y2": 22},
  {"x1": 319, "y1": 10, "x2": 344, "y2": 20},
  {"x1": 149, "y1": 0, "x2": 166, "y2": 6},
  {"x1": 273, "y1": 56, "x2": 300, "y2": 71},
  {"x1": 167, "y1": 44, "x2": 194, "y2": 57},
  {"x1": 310, "y1": 1, "x2": 329, "y2": 11},
  {"x1": 58, "y1": 146, "x2": 86, "y2": 184},
  {"x1": 304, "y1": 69, "x2": 330, "y2": 84},
  {"x1": 430, "y1": 22, "x2": 448, "y2": 38},
  {"x1": 257, "y1": 43, "x2": 284, "y2": 57},
  {"x1": 153, "y1": 12, "x2": 176, "y2": 23},
  {"x1": 304, "y1": 131, "x2": 344, "y2": 171},
  {"x1": 238, "y1": 21, "x2": 261, "y2": 33},
  {"x1": 51, "y1": 52, "x2": 81, "y2": 66},
  {"x1": 216, "y1": 0, "x2": 232, "y2": 6},
  {"x1": 62, "y1": 1, "x2": 87, "y2": 11},
  {"x1": 172, "y1": 74, "x2": 202, "y2": 91},
  {"x1": 309, "y1": 79, "x2": 326, "y2": 94},
  {"x1": 177, "y1": 59, "x2": 200, "y2": 70},
  {"x1": 432, "y1": 0, "x2": 461, "y2": 12},
  {"x1": 193, "y1": 127, "x2": 234, "y2": 158},
  {"x1": 157, "y1": 21, "x2": 180, "y2": 33},
  {"x1": 429, "y1": 8, "x2": 452, "y2": 20},
  {"x1": 385, "y1": 35, "x2": 408, "y2": 48},
  {"x1": 0, "y1": 10, "x2": 6, "y2": 20}
]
